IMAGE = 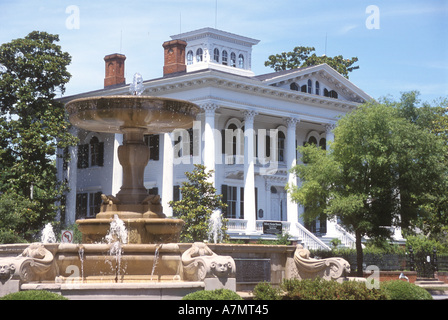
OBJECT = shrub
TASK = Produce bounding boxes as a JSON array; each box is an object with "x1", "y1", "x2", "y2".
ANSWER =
[
  {"x1": 183, "y1": 289, "x2": 243, "y2": 300},
  {"x1": 0, "y1": 290, "x2": 68, "y2": 300},
  {"x1": 253, "y1": 281, "x2": 282, "y2": 300},
  {"x1": 381, "y1": 280, "x2": 433, "y2": 300},
  {"x1": 254, "y1": 278, "x2": 388, "y2": 300}
]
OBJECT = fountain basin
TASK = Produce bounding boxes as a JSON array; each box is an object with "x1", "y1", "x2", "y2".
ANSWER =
[
  {"x1": 65, "y1": 95, "x2": 200, "y2": 134},
  {"x1": 78, "y1": 218, "x2": 185, "y2": 244}
]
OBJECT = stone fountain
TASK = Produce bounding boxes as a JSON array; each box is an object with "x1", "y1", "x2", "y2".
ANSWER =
[
  {"x1": 65, "y1": 94, "x2": 198, "y2": 244},
  {"x1": 0, "y1": 81, "x2": 238, "y2": 299}
]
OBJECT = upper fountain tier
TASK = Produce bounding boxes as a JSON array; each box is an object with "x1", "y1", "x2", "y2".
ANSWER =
[{"x1": 65, "y1": 95, "x2": 200, "y2": 135}]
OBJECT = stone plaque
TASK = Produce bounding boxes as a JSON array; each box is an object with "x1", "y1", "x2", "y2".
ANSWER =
[{"x1": 235, "y1": 258, "x2": 271, "y2": 283}]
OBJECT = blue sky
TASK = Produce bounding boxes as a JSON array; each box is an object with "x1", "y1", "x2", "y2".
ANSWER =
[{"x1": 1, "y1": 0, "x2": 447, "y2": 103}]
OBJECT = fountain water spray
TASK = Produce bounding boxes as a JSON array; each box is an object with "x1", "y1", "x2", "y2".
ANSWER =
[
  {"x1": 129, "y1": 72, "x2": 144, "y2": 96},
  {"x1": 208, "y1": 209, "x2": 223, "y2": 244},
  {"x1": 105, "y1": 215, "x2": 128, "y2": 282},
  {"x1": 41, "y1": 223, "x2": 56, "y2": 243},
  {"x1": 150, "y1": 244, "x2": 161, "y2": 281},
  {"x1": 78, "y1": 246, "x2": 85, "y2": 283}
]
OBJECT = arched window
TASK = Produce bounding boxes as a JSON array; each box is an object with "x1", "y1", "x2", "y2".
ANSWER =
[
  {"x1": 230, "y1": 52, "x2": 236, "y2": 67},
  {"x1": 307, "y1": 136, "x2": 318, "y2": 145},
  {"x1": 324, "y1": 88, "x2": 329, "y2": 97},
  {"x1": 330, "y1": 90, "x2": 338, "y2": 99},
  {"x1": 307, "y1": 79, "x2": 312, "y2": 94},
  {"x1": 196, "y1": 48, "x2": 203, "y2": 62},
  {"x1": 290, "y1": 82, "x2": 299, "y2": 91},
  {"x1": 213, "y1": 48, "x2": 220, "y2": 62},
  {"x1": 238, "y1": 54, "x2": 245, "y2": 68},
  {"x1": 222, "y1": 50, "x2": 228, "y2": 65},
  {"x1": 319, "y1": 138, "x2": 326, "y2": 150},
  {"x1": 315, "y1": 81, "x2": 320, "y2": 95},
  {"x1": 186, "y1": 50, "x2": 193, "y2": 65}
]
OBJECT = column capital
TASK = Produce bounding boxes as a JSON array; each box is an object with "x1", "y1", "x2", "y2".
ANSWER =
[
  {"x1": 284, "y1": 117, "x2": 300, "y2": 128},
  {"x1": 325, "y1": 122, "x2": 337, "y2": 133},
  {"x1": 200, "y1": 103, "x2": 219, "y2": 115},
  {"x1": 242, "y1": 109, "x2": 258, "y2": 121}
]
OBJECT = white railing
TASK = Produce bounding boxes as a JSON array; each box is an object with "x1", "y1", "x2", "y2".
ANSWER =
[
  {"x1": 295, "y1": 223, "x2": 331, "y2": 251},
  {"x1": 226, "y1": 219, "x2": 247, "y2": 231},
  {"x1": 334, "y1": 224, "x2": 357, "y2": 249}
]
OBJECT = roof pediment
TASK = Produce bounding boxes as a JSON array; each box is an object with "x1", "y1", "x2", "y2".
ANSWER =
[{"x1": 255, "y1": 64, "x2": 372, "y2": 103}]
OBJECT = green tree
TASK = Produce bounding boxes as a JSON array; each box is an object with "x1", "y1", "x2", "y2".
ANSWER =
[
  {"x1": 0, "y1": 31, "x2": 77, "y2": 243},
  {"x1": 264, "y1": 46, "x2": 359, "y2": 78},
  {"x1": 391, "y1": 92, "x2": 448, "y2": 243},
  {"x1": 288, "y1": 97, "x2": 447, "y2": 276},
  {"x1": 169, "y1": 164, "x2": 227, "y2": 243}
]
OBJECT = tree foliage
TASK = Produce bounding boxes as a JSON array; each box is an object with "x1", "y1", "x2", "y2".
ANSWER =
[
  {"x1": 264, "y1": 46, "x2": 359, "y2": 78},
  {"x1": 169, "y1": 164, "x2": 227, "y2": 243},
  {"x1": 288, "y1": 93, "x2": 448, "y2": 275},
  {"x1": 0, "y1": 31, "x2": 76, "y2": 243}
]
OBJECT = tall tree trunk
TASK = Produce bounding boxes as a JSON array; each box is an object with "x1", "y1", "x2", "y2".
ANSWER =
[{"x1": 355, "y1": 229, "x2": 364, "y2": 277}]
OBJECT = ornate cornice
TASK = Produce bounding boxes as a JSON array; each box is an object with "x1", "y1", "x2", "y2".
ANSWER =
[{"x1": 143, "y1": 72, "x2": 361, "y2": 112}]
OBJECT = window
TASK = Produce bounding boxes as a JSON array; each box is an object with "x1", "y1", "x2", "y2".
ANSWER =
[
  {"x1": 187, "y1": 50, "x2": 193, "y2": 65},
  {"x1": 301, "y1": 84, "x2": 307, "y2": 93},
  {"x1": 238, "y1": 54, "x2": 244, "y2": 68},
  {"x1": 196, "y1": 48, "x2": 203, "y2": 62},
  {"x1": 324, "y1": 88, "x2": 338, "y2": 99},
  {"x1": 173, "y1": 128, "x2": 196, "y2": 158},
  {"x1": 222, "y1": 122, "x2": 244, "y2": 164},
  {"x1": 77, "y1": 144, "x2": 89, "y2": 169},
  {"x1": 144, "y1": 134, "x2": 160, "y2": 161},
  {"x1": 76, "y1": 192, "x2": 102, "y2": 219},
  {"x1": 213, "y1": 48, "x2": 220, "y2": 62},
  {"x1": 315, "y1": 81, "x2": 320, "y2": 95},
  {"x1": 230, "y1": 52, "x2": 236, "y2": 67},
  {"x1": 90, "y1": 136, "x2": 104, "y2": 167},
  {"x1": 330, "y1": 90, "x2": 338, "y2": 99},
  {"x1": 78, "y1": 136, "x2": 104, "y2": 169},
  {"x1": 319, "y1": 138, "x2": 326, "y2": 150},
  {"x1": 278, "y1": 131, "x2": 286, "y2": 162},
  {"x1": 290, "y1": 82, "x2": 299, "y2": 91},
  {"x1": 89, "y1": 192, "x2": 102, "y2": 217},
  {"x1": 222, "y1": 50, "x2": 228, "y2": 65},
  {"x1": 222, "y1": 185, "x2": 238, "y2": 218},
  {"x1": 307, "y1": 79, "x2": 312, "y2": 94}
]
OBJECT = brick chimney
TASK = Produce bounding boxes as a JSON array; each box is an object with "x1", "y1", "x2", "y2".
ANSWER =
[
  {"x1": 104, "y1": 53, "x2": 126, "y2": 88},
  {"x1": 162, "y1": 39, "x2": 187, "y2": 76}
]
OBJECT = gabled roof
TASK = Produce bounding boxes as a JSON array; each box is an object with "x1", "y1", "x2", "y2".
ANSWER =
[{"x1": 254, "y1": 63, "x2": 372, "y2": 103}]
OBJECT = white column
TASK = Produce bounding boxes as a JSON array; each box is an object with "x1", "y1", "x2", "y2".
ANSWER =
[
  {"x1": 162, "y1": 133, "x2": 174, "y2": 217},
  {"x1": 111, "y1": 133, "x2": 123, "y2": 196},
  {"x1": 325, "y1": 122, "x2": 336, "y2": 151},
  {"x1": 324, "y1": 122, "x2": 338, "y2": 236},
  {"x1": 66, "y1": 127, "x2": 78, "y2": 226},
  {"x1": 285, "y1": 117, "x2": 300, "y2": 236},
  {"x1": 243, "y1": 110, "x2": 258, "y2": 233},
  {"x1": 201, "y1": 103, "x2": 219, "y2": 186}
]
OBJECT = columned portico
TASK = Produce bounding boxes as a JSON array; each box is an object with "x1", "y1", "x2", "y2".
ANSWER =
[
  {"x1": 243, "y1": 110, "x2": 258, "y2": 233},
  {"x1": 285, "y1": 118, "x2": 300, "y2": 236}
]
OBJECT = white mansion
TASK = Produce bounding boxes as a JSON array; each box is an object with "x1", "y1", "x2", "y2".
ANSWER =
[{"x1": 58, "y1": 27, "x2": 399, "y2": 249}]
